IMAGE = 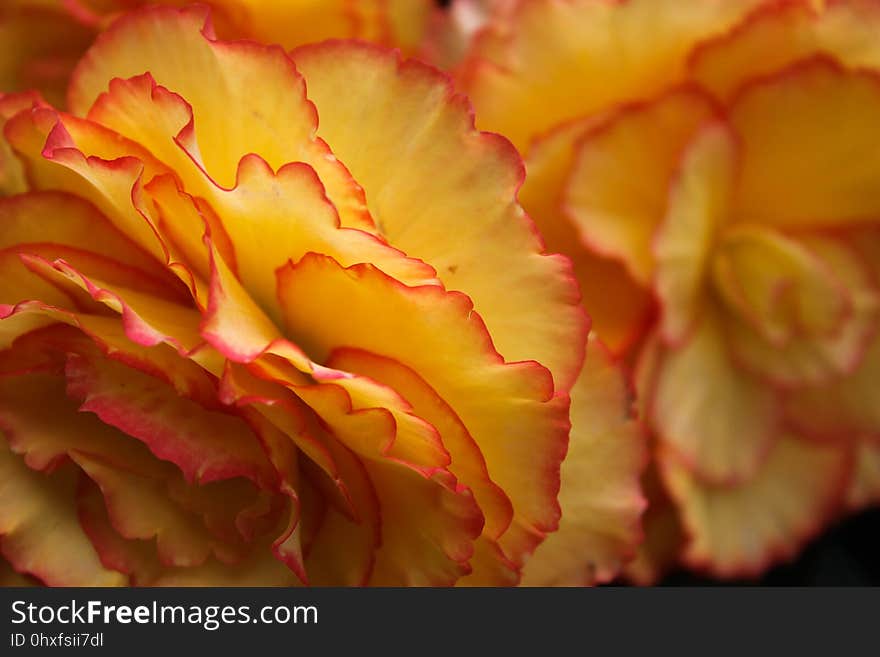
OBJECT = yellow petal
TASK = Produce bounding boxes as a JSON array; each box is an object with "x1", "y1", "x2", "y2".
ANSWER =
[
  {"x1": 87, "y1": 69, "x2": 374, "y2": 232},
  {"x1": 461, "y1": 0, "x2": 759, "y2": 151},
  {"x1": 520, "y1": 117, "x2": 654, "y2": 356},
  {"x1": 293, "y1": 42, "x2": 587, "y2": 392},
  {"x1": 660, "y1": 435, "x2": 849, "y2": 578},
  {"x1": 4, "y1": 106, "x2": 169, "y2": 261},
  {"x1": 326, "y1": 347, "x2": 513, "y2": 541},
  {"x1": 654, "y1": 121, "x2": 735, "y2": 343},
  {"x1": 784, "y1": 336, "x2": 880, "y2": 442},
  {"x1": 712, "y1": 225, "x2": 850, "y2": 345},
  {"x1": 0, "y1": 443, "x2": 125, "y2": 585},
  {"x1": 846, "y1": 440, "x2": 880, "y2": 510},
  {"x1": 721, "y1": 235, "x2": 880, "y2": 387},
  {"x1": 691, "y1": 0, "x2": 880, "y2": 102},
  {"x1": 200, "y1": 154, "x2": 437, "y2": 324},
  {"x1": 69, "y1": 6, "x2": 312, "y2": 186},
  {"x1": 277, "y1": 253, "x2": 569, "y2": 566},
  {"x1": 564, "y1": 89, "x2": 718, "y2": 285},
  {"x1": 731, "y1": 57, "x2": 880, "y2": 228},
  {"x1": 650, "y1": 309, "x2": 780, "y2": 483},
  {"x1": 521, "y1": 337, "x2": 645, "y2": 586}
]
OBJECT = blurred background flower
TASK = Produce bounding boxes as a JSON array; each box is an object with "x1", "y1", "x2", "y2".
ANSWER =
[{"x1": 450, "y1": 0, "x2": 880, "y2": 582}]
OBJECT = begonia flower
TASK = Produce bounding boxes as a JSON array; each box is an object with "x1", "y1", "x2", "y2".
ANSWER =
[
  {"x1": 455, "y1": 0, "x2": 880, "y2": 579},
  {"x1": 0, "y1": 5, "x2": 642, "y2": 586}
]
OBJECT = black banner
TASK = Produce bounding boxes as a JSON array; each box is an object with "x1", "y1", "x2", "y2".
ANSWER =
[{"x1": 0, "y1": 587, "x2": 875, "y2": 654}]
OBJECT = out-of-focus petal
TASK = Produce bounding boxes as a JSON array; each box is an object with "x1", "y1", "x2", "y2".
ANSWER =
[
  {"x1": 521, "y1": 337, "x2": 646, "y2": 586},
  {"x1": 691, "y1": 0, "x2": 880, "y2": 101},
  {"x1": 0, "y1": 443, "x2": 126, "y2": 585},
  {"x1": 460, "y1": 0, "x2": 759, "y2": 151},
  {"x1": 654, "y1": 121, "x2": 736, "y2": 344},
  {"x1": 564, "y1": 89, "x2": 719, "y2": 285},
  {"x1": 660, "y1": 435, "x2": 850, "y2": 578},
  {"x1": 520, "y1": 117, "x2": 654, "y2": 356},
  {"x1": 731, "y1": 57, "x2": 880, "y2": 228},
  {"x1": 650, "y1": 309, "x2": 780, "y2": 483}
]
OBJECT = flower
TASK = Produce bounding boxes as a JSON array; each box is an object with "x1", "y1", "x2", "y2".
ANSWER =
[
  {"x1": 0, "y1": 4, "x2": 644, "y2": 586},
  {"x1": 0, "y1": 0, "x2": 435, "y2": 106},
  {"x1": 456, "y1": 0, "x2": 880, "y2": 579}
]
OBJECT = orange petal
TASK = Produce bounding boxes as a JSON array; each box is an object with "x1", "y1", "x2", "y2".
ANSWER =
[
  {"x1": 0, "y1": 368, "x2": 164, "y2": 475},
  {"x1": 200, "y1": 154, "x2": 437, "y2": 324},
  {"x1": 65, "y1": 351, "x2": 274, "y2": 487},
  {"x1": 69, "y1": 6, "x2": 311, "y2": 185},
  {"x1": 713, "y1": 226, "x2": 851, "y2": 344},
  {"x1": 293, "y1": 41, "x2": 587, "y2": 393},
  {"x1": 0, "y1": 91, "x2": 43, "y2": 195},
  {"x1": 77, "y1": 475, "x2": 162, "y2": 585},
  {"x1": 460, "y1": 0, "x2": 759, "y2": 151},
  {"x1": 72, "y1": 451, "x2": 223, "y2": 568},
  {"x1": 366, "y1": 462, "x2": 483, "y2": 586},
  {"x1": 846, "y1": 440, "x2": 880, "y2": 510},
  {"x1": 622, "y1": 460, "x2": 685, "y2": 585},
  {"x1": 4, "y1": 106, "x2": 170, "y2": 262},
  {"x1": 0, "y1": 5, "x2": 94, "y2": 107},
  {"x1": 300, "y1": 438, "x2": 381, "y2": 586},
  {"x1": 88, "y1": 70, "x2": 375, "y2": 233},
  {"x1": 274, "y1": 372, "x2": 483, "y2": 585},
  {"x1": 650, "y1": 310, "x2": 780, "y2": 483},
  {"x1": 327, "y1": 347, "x2": 513, "y2": 542},
  {"x1": 564, "y1": 88, "x2": 719, "y2": 285},
  {"x1": 660, "y1": 435, "x2": 850, "y2": 578},
  {"x1": 784, "y1": 336, "x2": 880, "y2": 442},
  {"x1": 0, "y1": 444, "x2": 125, "y2": 585},
  {"x1": 0, "y1": 190, "x2": 181, "y2": 290},
  {"x1": 521, "y1": 337, "x2": 646, "y2": 586},
  {"x1": 721, "y1": 235, "x2": 880, "y2": 387},
  {"x1": 654, "y1": 121, "x2": 736, "y2": 344},
  {"x1": 277, "y1": 253, "x2": 569, "y2": 566},
  {"x1": 731, "y1": 57, "x2": 880, "y2": 228},
  {"x1": 520, "y1": 117, "x2": 654, "y2": 356},
  {"x1": 690, "y1": 0, "x2": 880, "y2": 102}
]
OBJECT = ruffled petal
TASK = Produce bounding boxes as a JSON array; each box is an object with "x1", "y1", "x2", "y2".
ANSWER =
[
  {"x1": 460, "y1": 0, "x2": 758, "y2": 151},
  {"x1": 521, "y1": 337, "x2": 645, "y2": 586},
  {"x1": 691, "y1": 0, "x2": 880, "y2": 101},
  {"x1": 564, "y1": 88, "x2": 719, "y2": 285},
  {"x1": 292, "y1": 41, "x2": 586, "y2": 392},
  {"x1": 660, "y1": 435, "x2": 850, "y2": 578},
  {"x1": 650, "y1": 311, "x2": 780, "y2": 483},
  {"x1": 721, "y1": 234, "x2": 880, "y2": 387},
  {"x1": 0, "y1": 443, "x2": 125, "y2": 585},
  {"x1": 731, "y1": 57, "x2": 880, "y2": 228},
  {"x1": 277, "y1": 253, "x2": 569, "y2": 566},
  {"x1": 654, "y1": 121, "x2": 736, "y2": 344},
  {"x1": 520, "y1": 117, "x2": 654, "y2": 355}
]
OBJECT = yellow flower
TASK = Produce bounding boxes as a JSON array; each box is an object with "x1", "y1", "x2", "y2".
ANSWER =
[
  {"x1": 0, "y1": 0, "x2": 435, "y2": 106},
  {"x1": 0, "y1": 4, "x2": 642, "y2": 586},
  {"x1": 457, "y1": 0, "x2": 880, "y2": 579}
]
